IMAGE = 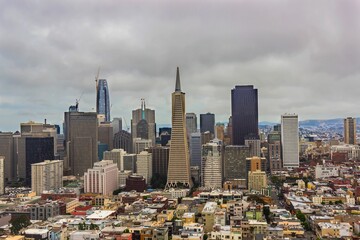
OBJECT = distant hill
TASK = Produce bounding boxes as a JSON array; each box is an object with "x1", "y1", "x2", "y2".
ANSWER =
[
  {"x1": 259, "y1": 121, "x2": 278, "y2": 126},
  {"x1": 260, "y1": 118, "x2": 359, "y2": 129}
]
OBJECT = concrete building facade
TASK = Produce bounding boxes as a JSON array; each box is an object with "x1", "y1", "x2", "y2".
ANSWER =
[
  {"x1": 31, "y1": 160, "x2": 63, "y2": 195},
  {"x1": 201, "y1": 140, "x2": 222, "y2": 189},
  {"x1": 281, "y1": 114, "x2": 299, "y2": 169},
  {"x1": 136, "y1": 151, "x2": 152, "y2": 184},
  {"x1": 84, "y1": 160, "x2": 119, "y2": 195}
]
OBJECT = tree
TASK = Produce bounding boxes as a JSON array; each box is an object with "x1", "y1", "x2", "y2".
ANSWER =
[
  {"x1": 296, "y1": 210, "x2": 306, "y2": 223},
  {"x1": 10, "y1": 215, "x2": 31, "y2": 234},
  {"x1": 150, "y1": 173, "x2": 167, "y2": 189},
  {"x1": 90, "y1": 223, "x2": 98, "y2": 230},
  {"x1": 329, "y1": 201, "x2": 333, "y2": 205},
  {"x1": 263, "y1": 206, "x2": 271, "y2": 223},
  {"x1": 302, "y1": 221, "x2": 311, "y2": 231},
  {"x1": 204, "y1": 234, "x2": 208, "y2": 240}
]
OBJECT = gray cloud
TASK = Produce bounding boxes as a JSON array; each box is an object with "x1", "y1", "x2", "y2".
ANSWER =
[{"x1": 0, "y1": 0, "x2": 360, "y2": 131}]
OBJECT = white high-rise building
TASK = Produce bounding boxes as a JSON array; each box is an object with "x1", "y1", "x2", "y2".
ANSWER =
[
  {"x1": 136, "y1": 151, "x2": 152, "y2": 184},
  {"x1": 201, "y1": 140, "x2": 222, "y2": 189},
  {"x1": 0, "y1": 156, "x2": 4, "y2": 195},
  {"x1": 84, "y1": 160, "x2": 118, "y2": 195},
  {"x1": 31, "y1": 160, "x2": 63, "y2": 195},
  {"x1": 133, "y1": 138, "x2": 152, "y2": 154},
  {"x1": 281, "y1": 114, "x2": 299, "y2": 169},
  {"x1": 103, "y1": 149, "x2": 126, "y2": 171}
]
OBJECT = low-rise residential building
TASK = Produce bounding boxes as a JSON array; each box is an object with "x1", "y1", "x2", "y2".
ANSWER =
[{"x1": 316, "y1": 222, "x2": 352, "y2": 239}]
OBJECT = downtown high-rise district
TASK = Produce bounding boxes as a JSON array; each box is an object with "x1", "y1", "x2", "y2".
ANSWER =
[{"x1": 0, "y1": 67, "x2": 305, "y2": 192}]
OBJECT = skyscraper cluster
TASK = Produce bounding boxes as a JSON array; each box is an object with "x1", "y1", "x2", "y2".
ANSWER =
[{"x1": 0, "y1": 66, "x2": 304, "y2": 193}]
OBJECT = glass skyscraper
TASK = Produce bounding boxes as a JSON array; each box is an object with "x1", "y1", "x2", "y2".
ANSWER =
[
  {"x1": 96, "y1": 79, "x2": 110, "y2": 122},
  {"x1": 231, "y1": 85, "x2": 258, "y2": 145}
]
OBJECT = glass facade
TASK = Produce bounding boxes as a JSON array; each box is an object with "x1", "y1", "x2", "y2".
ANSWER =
[
  {"x1": 25, "y1": 137, "x2": 54, "y2": 186},
  {"x1": 200, "y1": 113, "x2": 215, "y2": 134},
  {"x1": 231, "y1": 85, "x2": 258, "y2": 145},
  {"x1": 96, "y1": 79, "x2": 110, "y2": 122}
]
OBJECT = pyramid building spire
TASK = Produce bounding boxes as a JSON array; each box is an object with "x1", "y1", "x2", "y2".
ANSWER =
[{"x1": 175, "y1": 67, "x2": 181, "y2": 92}]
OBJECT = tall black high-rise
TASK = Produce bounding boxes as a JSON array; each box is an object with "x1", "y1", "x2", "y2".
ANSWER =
[
  {"x1": 231, "y1": 85, "x2": 258, "y2": 145},
  {"x1": 200, "y1": 113, "x2": 215, "y2": 134}
]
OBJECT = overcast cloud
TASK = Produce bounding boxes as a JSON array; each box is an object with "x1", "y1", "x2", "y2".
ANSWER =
[{"x1": 0, "y1": 0, "x2": 360, "y2": 131}]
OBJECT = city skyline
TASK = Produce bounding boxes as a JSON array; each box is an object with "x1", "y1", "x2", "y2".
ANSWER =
[{"x1": 1, "y1": 1, "x2": 360, "y2": 131}]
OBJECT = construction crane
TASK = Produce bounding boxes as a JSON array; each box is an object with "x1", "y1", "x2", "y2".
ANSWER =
[
  {"x1": 95, "y1": 67, "x2": 100, "y2": 87},
  {"x1": 123, "y1": 118, "x2": 130, "y2": 132},
  {"x1": 75, "y1": 92, "x2": 84, "y2": 111}
]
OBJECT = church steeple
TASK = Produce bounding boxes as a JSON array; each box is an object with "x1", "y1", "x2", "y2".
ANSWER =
[{"x1": 175, "y1": 67, "x2": 181, "y2": 92}]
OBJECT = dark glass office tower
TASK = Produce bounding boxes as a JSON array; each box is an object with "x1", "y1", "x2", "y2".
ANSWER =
[
  {"x1": 19, "y1": 137, "x2": 54, "y2": 186},
  {"x1": 200, "y1": 113, "x2": 215, "y2": 134},
  {"x1": 96, "y1": 79, "x2": 111, "y2": 122},
  {"x1": 231, "y1": 85, "x2": 258, "y2": 145}
]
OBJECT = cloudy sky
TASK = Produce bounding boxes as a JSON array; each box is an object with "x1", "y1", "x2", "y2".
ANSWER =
[{"x1": 1, "y1": 0, "x2": 359, "y2": 132}]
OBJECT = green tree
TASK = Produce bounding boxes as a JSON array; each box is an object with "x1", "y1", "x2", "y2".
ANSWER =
[
  {"x1": 204, "y1": 233, "x2": 208, "y2": 240},
  {"x1": 150, "y1": 173, "x2": 167, "y2": 189},
  {"x1": 296, "y1": 210, "x2": 306, "y2": 222},
  {"x1": 90, "y1": 223, "x2": 98, "y2": 230},
  {"x1": 10, "y1": 215, "x2": 31, "y2": 234},
  {"x1": 302, "y1": 221, "x2": 311, "y2": 231},
  {"x1": 329, "y1": 201, "x2": 333, "y2": 205},
  {"x1": 263, "y1": 206, "x2": 271, "y2": 223}
]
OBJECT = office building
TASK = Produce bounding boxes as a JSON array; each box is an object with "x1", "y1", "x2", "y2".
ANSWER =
[
  {"x1": 133, "y1": 138, "x2": 152, "y2": 154},
  {"x1": 268, "y1": 141, "x2": 282, "y2": 172},
  {"x1": 118, "y1": 170, "x2": 132, "y2": 186},
  {"x1": 224, "y1": 116, "x2": 233, "y2": 145},
  {"x1": 166, "y1": 67, "x2": 192, "y2": 188},
  {"x1": 0, "y1": 156, "x2": 4, "y2": 195},
  {"x1": 131, "y1": 98, "x2": 156, "y2": 145},
  {"x1": 281, "y1": 114, "x2": 299, "y2": 169},
  {"x1": 96, "y1": 79, "x2": 111, "y2": 122},
  {"x1": 64, "y1": 111, "x2": 98, "y2": 176},
  {"x1": 111, "y1": 117, "x2": 122, "y2": 135},
  {"x1": 31, "y1": 160, "x2": 63, "y2": 195},
  {"x1": 200, "y1": 113, "x2": 215, "y2": 135},
  {"x1": 98, "y1": 122, "x2": 113, "y2": 151},
  {"x1": 136, "y1": 151, "x2": 152, "y2": 184},
  {"x1": 231, "y1": 85, "x2": 258, "y2": 145},
  {"x1": 21, "y1": 121, "x2": 58, "y2": 156},
  {"x1": 186, "y1": 113, "x2": 197, "y2": 135},
  {"x1": 147, "y1": 146, "x2": 169, "y2": 177},
  {"x1": 123, "y1": 153, "x2": 137, "y2": 172},
  {"x1": 114, "y1": 130, "x2": 132, "y2": 153},
  {"x1": 103, "y1": 149, "x2": 126, "y2": 171},
  {"x1": 224, "y1": 145, "x2": 250, "y2": 181},
  {"x1": 201, "y1": 131, "x2": 212, "y2": 145},
  {"x1": 84, "y1": 160, "x2": 118, "y2": 195},
  {"x1": 190, "y1": 132, "x2": 202, "y2": 167},
  {"x1": 17, "y1": 136, "x2": 54, "y2": 186},
  {"x1": 344, "y1": 117, "x2": 356, "y2": 144},
  {"x1": 160, "y1": 132, "x2": 171, "y2": 146},
  {"x1": 215, "y1": 123, "x2": 225, "y2": 141},
  {"x1": 245, "y1": 138, "x2": 261, "y2": 157},
  {"x1": 201, "y1": 140, "x2": 222, "y2": 189},
  {"x1": 248, "y1": 170, "x2": 267, "y2": 192},
  {"x1": 0, "y1": 132, "x2": 15, "y2": 182},
  {"x1": 246, "y1": 156, "x2": 266, "y2": 172}
]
